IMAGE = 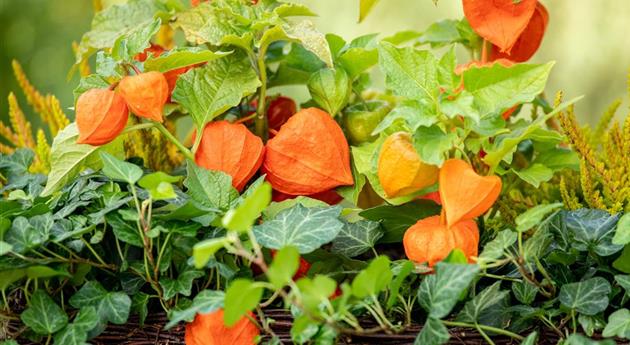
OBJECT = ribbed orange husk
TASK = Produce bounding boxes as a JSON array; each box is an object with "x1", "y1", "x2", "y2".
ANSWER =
[
  {"x1": 118, "y1": 71, "x2": 168, "y2": 122},
  {"x1": 76, "y1": 88, "x2": 129, "y2": 146},
  {"x1": 271, "y1": 189, "x2": 343, "y2": 205},
  {"x1": 378, "y1": 132, "x2": 439, "y2": 198},
  {"x1": 490, "y1": 2, "x2": 549, "y2": 62},
  {"x1": 195, "y1": 121, "x2": 265, "y2": 192},
  {"x1": 403, "y1": 215, "x2": 479, "y2": 266},
  {"x1": 185, "y1": 309, "x2": 259, "y2": 345},
  {"x1": 134, "y1": 44, "x2": 165, "y2": 62},
  {"x1": 439, "y1": 159, "x2": 502, "y2": 227},
  {"x1": 262, "y1": 108, "x2": 353, "y2": 195},
  {"x1": 462, "y1": 0, "x2": 537, "y2": 53}
]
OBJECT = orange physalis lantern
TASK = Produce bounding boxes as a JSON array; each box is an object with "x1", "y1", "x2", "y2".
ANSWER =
[
  {"x1": 118, "y1": 71, "x2": 169, "y2": 122},
  {"x1": 272, "y1": 189, "x2": 343, "y2": 205},
  {"x1": 185, "y1": 309, "x2": 259, "y2": 345},
  {"x1": 403, "y1": 215, "x2": 479, "y2": 266},
  {"x1": 134, "y1": 44, "x2": 165, "y2": 62},
  {"x1": 195, "y1": 121, "x2": 265, "y2": 192},
  {"x1": 262, "y1": 108, "x2": 353, "y2": 195},
  {"x1": 76, "y1": 88, "x2": 129, "y2": 146},
  {"x1": 455, "y1": 58, "x2": 514, "y2": 75},
  {"x1": 439, "y1": 159, "x2": 502, "y2": 227},
  {"x1": 377, "y1": 132, "x2": 439, "y2": 198},
  {"x1": 462, "y1": 0, "x2": 538, "y2": 53},
  {"x1": 490, "y1": 2, "x2": 549, "y2": 62}
]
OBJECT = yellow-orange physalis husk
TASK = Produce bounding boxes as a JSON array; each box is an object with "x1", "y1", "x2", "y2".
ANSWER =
[
  {"x1": 377, "y1": 132, "x2": 439, "y2": 198},
  {"x1": 439, "y1": 159, "x2": 502, "y2": 227},
  {"x1": 403, "y1": 215, "x2": 479, "y2": 266},
  {"x1": 185, "y1": 309, "x2": 259, "y2": 345},
  {"x1": 262, "y1": 108, "x2": 353, "y2": 195},
  {"x1": 76, "y1": 88, "x2": 129, "y2": 146},
  {"x1": 195, "y1": 121, "x2": 265, "y2": 192},
  {"x1": 118, "y1": 71, "x2": 168, "y2": 122}
]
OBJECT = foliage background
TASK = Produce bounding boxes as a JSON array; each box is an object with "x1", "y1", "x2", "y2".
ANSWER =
[{"x1": 1, "y1": 0, "x2": 629, "y2": 132}]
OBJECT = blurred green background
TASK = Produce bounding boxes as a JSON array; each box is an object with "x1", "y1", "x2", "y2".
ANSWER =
[{"x1": 1, "y1": 0, "x2": 629, "y2": 134}]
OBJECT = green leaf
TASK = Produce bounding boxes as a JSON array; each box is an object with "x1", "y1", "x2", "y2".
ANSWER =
[
  {"x1": 351, "y1": 256, "x2": 392, "y2": 298},
  {"x1": 184, "y1": 161, "x2": 238, "y2": 211},
  {"x1": 338, "y1": 47, "x2": 378, "y2": 80},
  {"x1": 253, "y1": 205, "x2": 344, "y2": 254},
  {"x1": 578, "y1": 314, "x2": 606, "y2": 337},
  {"x1": 165, "y1": 290, "x2": 224, "y2": 329},
  {"x1": 463, "y1": 62, "x2": 554, "y2": 118},
  {"x1": 263, "y1": 196, "x2": 328, "y2": 220},
  {"x1": 418, "y1": 263, "x2": 479, "y2": 318},
  {"x1": 26, "y1": 266, "x2": 70, "y2": 280},
  {"x1": 515, "y1": 203, "x2": 563, "y2": 232},
  {"x1": 283, "y1": 20, "x2": 333, "y2": 67},
  {"x1": 602, "y1": 308, "x2": 630, "y2": 339},
  {"x1": 267, "y1": 246, "x2": 300, "y2": 289},
  {"x1": 360, "y1": 199, "x2": 440, "y2": 243},
  {"x1": 4, "y1": 216, "x2": 51, "y2": 253},
  {"x1": 413, "y1": 125, "x2": 458, "y2": 166},
  {"x1": 373, "y1": 100, "x2": 437, "y2": 135},
  {"x1": 564, "y1": 334, "x2": 616, "y2": 345},
  {"x1": 613, "y1": 213, "x2": 630, "y2": 245},
  {"x1": 192, "y1": 237, "x2": 231, "y2": 269},
  {"x1": 378, "y1": 42, "x2": 439, "y2": 103},
  {"x1": 512, "y1": 281, "x2": 538, "y2": 305},
  {"x1": 144, "y1": 47, "x2": 232, "y2": 72},
  {"x1": 75, "y1": 0, "x2": 163, "y2": 63},
  {"x1": 477, "y1": 230, "x2": 517, "y2": 263},
  {"x1": 308, "y1": 67, "x2": 350, "y2": 116},
  {"x1": 564, "y1": 209, "x2": 623, "y2": 256},
  {"x1": 21, "y1": 290, "x2": 68, "y2": 335},
  {"x1": 331, "y1": 220, "x2": 383, "y2": 257},
  {"x1": 386, "y1": 260, "x2": 415, "y2": 309},
  {"x1": 138, "y1": 172, "x2": 182, "y2": 200},
  {"x1": 111, "y1": 17, "x2": 161, "y2": 61},
  {"x1": 54, "y1": 307, "x2": 99, "y2": 345},
  {"x1": 559, "y1": 277, "x2": 611, "y2": 315},
  {"x1": 297, "y1": 275, "x2": 337, "y2": 311},
  {"x1": 0, "y1": 269, "x2": 26, "y2": 291},
  {"x1": 222, "y1": 182, "x2": 272, "y2": 233},
  {"x1": 359, "y1": 0, "x2": 380, "y2": 22},
  {"x1": 614, "y1": 245, "x2": 630, "y2": 273},
  {"x1": 456, "y1": 282, "x2": 508, "y2": 323},
  {"x1": 69, "y1": 281, "x2": 131, "y2": 325},
  {"x1": 107, "y1": 213, "x2": 143, "y2": 247},
  {"x1": 172, "y1": 53, "x2": 260, "y2": 130},
  {"x1": 521, "y1": 332, "x2": 538, "y2": 345},
  {"x1": 100, "y1": 152, "x2": 143, "y2": 185},
  {"x1": 512, "y1": 163, "x2": 554, "y2": 188},
  {"x1": 414, "y1": 317, "x2": 449, "y2": 345},
  {"x1": 159, "y1": 270, "x2": 205, "y2": 300},
  {"x1": 0, "y1": 241, "x2": 12, "y2": 256},
  {"x1": 223, "y1": 279, "x2": 263, "y2": 326},
  {"x1": 42, "y1": 123, "x2": 122, "y2": 196}
]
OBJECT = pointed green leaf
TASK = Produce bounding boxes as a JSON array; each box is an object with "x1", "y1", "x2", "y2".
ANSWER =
[
  {"x1": 331, "y1": 220, "x2": 383, "y2": 257},
  {"x1": 20, "y1": 290, "x2": 68, "y2": 335}
]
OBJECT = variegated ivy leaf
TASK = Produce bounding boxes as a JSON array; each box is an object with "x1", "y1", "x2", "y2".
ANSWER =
[
  {"x1": 331, "y1": 220, "x2": 383, "y2": 257},
  {"x1": 559, "y1": 277, "x2": 611, "y2": 315},
  {"x1": 165, "y1": 290, "x2": 224, "y2": 329},
  {"x1": 253, "y1": 204, "x2": 344, "y2": 254},
  {"x1": 20, "y1": 290, "x2": 68, "y2": 335}
]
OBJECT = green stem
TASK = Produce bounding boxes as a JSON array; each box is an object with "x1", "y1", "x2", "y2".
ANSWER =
[
  {"x1": 476, "y1": 323, "x2": 496, "y2": 345},
  {"x1": 153, "y1": 121, "x2": 195, "y2": 161},
  {"x1": 442, "y1": 321, "x2": 524, "y2": 341},
  {"x1": 122, "y1": 122, "x2": 154, "y2": 134},
  {"x1": 254, "y1": 51, "x2": 268, "y2": 141},
  {"x1": 80, "y1": 239, "x2": 108, "y2": 267},
  {"x1": 155, "y1": 232, "x2": 172, "y2": 276}
]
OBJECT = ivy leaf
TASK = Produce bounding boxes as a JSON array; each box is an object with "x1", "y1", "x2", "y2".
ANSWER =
[
  {"x1": 477, "y1": 230, "x2": 517, "y2": 263},
  {"x1": 360, "y1": 199, "x2": 440, "y2": 243},
  {"x1": 183, "y1": 161, "x2": 238, "y2": 211},
  {"x1": 69, "y1": 281, "x2": 131, "y2": 325},
  {"x1": 378, "y1": 42, "x2": 439, "y2": 103},
  {"x1": 222, "y1": 182, "x2": 272, "y2": 233},
  {"x1": 20, "y1": 290, "x2": 68, "y2": 335},
  {"x1": 564, "y1": 209, "x2": 623, "y2": 256},
  {"x1": 224, "y1": 279, "x2": 263, "y2": 326},
  {"x1": 511, "y1": 281, "x2": 538, "y2": 305},
  {"x1": 107, "y1": 213, "x2": 142, "y2": 247},
  {"x1": 413, "y1": 125, "x2": 458, "y2": 166},
  {"x1": 263, "y1": 196, "x2": 327, "y2": 220},
  {"x1": 418, "y1": 263, "x2": 480, "y2": 318},
  {"x1": 614, "y1": 245, "x2": 630, "y2": 273},
  {"x1": 515, "y1": 203, "x2": 563, "y2": 232},
  {"x1": 602, "y1": 309, "x2": 630, "y2": 339},
  {"x1": 4, "y1": 215, "x2": 52, "y2": 253},
  {"x1": 613, "y1": 213, "x2": 630, "y2": 245},
  {"x1": 42, "y1": 123, "x2": 123, "y2": 196},
  {"x1": 307, "y1": 67, "x2": 351, "y2": 116},
  {"x1": 414, "y1": 317, "x2": 449, "y2": 345},
  {"x1": 144, "y1": 47, "x2": 232, "y2": 72},
  {"x1": 564, "y1": 334, "x2": 616, "y2": 345},
  {"x1": 521, "y1": 332, "x2": 539, "y2": 345},
  {"x1": 100, "y1": 152, "x2": 143, "y2": 185},
  {"x1": 0, "y1": 149, "x2": 33, "y2": 179},
  {"x1": 165, "y1": 290, "x2": 224, "y2": 329},
  {"x1": 463, "y1": 62, "x2": 554, "y2": 118},
  {"x1": 172, "y1": 52, "x2": 260, "y2": 131},
  {"x1": 351, "y1": 256, "x2": 392, "y2": 298},
  {"x1": 159, "y1": 270, "x2": 205, "y2": 300},
  {"x1": 54, "y1": 307, "x2": 99, "y2": 345},
  {"x1": 267, "y1": 246, "x2": 300, "y2": 289},
  {"x1": 331, "y1": 220, "x2": 383, "y2": 258},
  {"x1": 0, "y1": 241, "x2": 12, "y2": 256},
  {"x1": 559, "y1": 277, "x2": 611, "y2": 315},
  {"x1": 456, "y1": 282, "x2": 508, "y2": 323},
  {"x1": 253, "y1": 204, "x2": 344, "y2": 254}
]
